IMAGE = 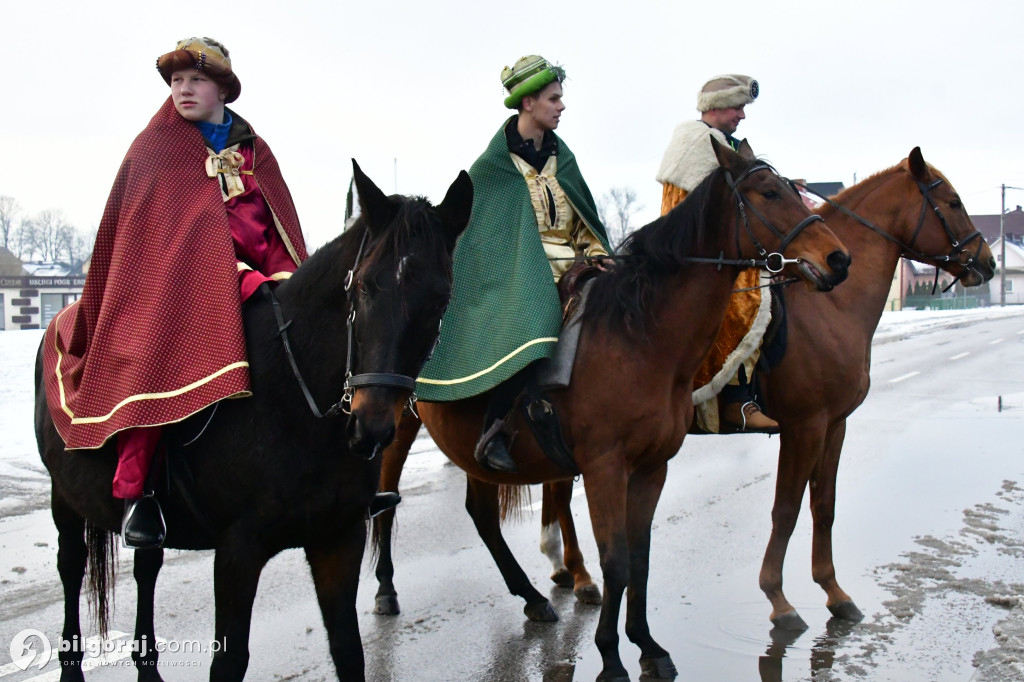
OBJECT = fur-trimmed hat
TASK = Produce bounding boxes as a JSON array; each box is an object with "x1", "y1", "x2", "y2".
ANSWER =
[
  {"x1": 697, "y1": 74, "x2": 758, "y2": 112},
  {"x1": 501, "y1": 55, "x2": 566, "y2": 109},
  {"x1": 157, "y1": 37, "x2": 241, "y2": 104}
]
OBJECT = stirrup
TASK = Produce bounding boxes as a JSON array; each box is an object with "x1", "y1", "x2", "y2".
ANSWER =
[
  {"x1": 369, "y1": 492, "x2": 401, "y2": 518},
  {"x1": 121, "y1": 493, "x2": 166, "y2": 549},
  {"x1": 738, "y1": 401, "x2": 779, "y2": 434}
]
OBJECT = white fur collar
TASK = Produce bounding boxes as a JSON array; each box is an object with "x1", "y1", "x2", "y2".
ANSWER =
[{"x1": 655, "y1": 120, "x2": 728, "y2": 192}]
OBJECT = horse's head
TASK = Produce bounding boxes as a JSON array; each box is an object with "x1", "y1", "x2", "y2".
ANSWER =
[
  {"x1": 711, "y1": 137, "x2": 851, "y2": 291},
  {"x1": 344, "y1": 160, "x2": 471, "y2": 458},
  {"x1": 897, "y1": 147, "x2": 996, "y2": 287}
]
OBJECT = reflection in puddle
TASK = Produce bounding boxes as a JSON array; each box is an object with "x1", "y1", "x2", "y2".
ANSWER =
[{"x1": 758, "y1": 618, "x2": 858, "y2": 682}]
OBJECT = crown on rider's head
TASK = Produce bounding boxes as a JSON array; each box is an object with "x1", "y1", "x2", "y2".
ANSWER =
[
  {"x1": 156, "y1": 36, "x2": 242, "y2": 103},
  {"x1": 501, "y1": 55, "x2": 566, "y2": 109},
  {"x1": 697, "y1": 74, "x2": 758, "y2": 112}
]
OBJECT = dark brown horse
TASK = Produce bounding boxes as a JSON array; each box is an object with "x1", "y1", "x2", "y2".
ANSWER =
[
  {"x1": 534, "y1": 147, "x2": 996, "y2": 632},
  {"x1": 372, "y1": 140, "x2": 851, "y2": 681},
  {"x1": 34, "y1": 162, "x2": 471, "y2": 682}
]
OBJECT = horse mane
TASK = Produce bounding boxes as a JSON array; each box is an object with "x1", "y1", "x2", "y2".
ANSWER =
[
  {"x1": 582, "y1": 167, "x2": 724, "y2": 339},
  {"x1": 813, "y1": 164, "x2": 902, "y2": 221},
  {"x1": 362, "y1": 197, "x2": 455, "y2": 279},
  {"x1": 293, "y1": 195, "x2": 454, "y2": 301}
]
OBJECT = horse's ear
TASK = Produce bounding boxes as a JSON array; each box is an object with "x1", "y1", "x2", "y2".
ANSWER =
[
  {"x1": 436, "y1": 170, "x2": 473, "y2": 241},
  {"x1": 736, "y1": 138, "x2": 756, "y2": 160},
  {"x1": 351, "y1": 159, "x2": 396, "y2": 233},
  {"x1": 907, "y1": 147, "x2": 928, "y2": 181},
  {"x1": 711, "y1": 135, "x2": 745, "y2": 176}
]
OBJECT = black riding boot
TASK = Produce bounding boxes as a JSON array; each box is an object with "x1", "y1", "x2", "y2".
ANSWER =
[
  {"x1": 121, "y1": 494, "x2": 166, "y2": 549},
  {"x1": 473, "y1": 368, "x2": 532, "y2": 473},
  {"x1": 475, "y1": 419, "x2": 517, "y2": 473}
]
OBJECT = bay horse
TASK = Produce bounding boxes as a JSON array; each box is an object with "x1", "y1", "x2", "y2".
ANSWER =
[
  {"x1": 534, "y1": 146, "x2": 996, "y2": 632},
  {"x1": 34, "y1": 161, "x2": 471, "y2": 682},
  {"x1": 372, "y1": 139, "x2": 851, "y2": 681}
]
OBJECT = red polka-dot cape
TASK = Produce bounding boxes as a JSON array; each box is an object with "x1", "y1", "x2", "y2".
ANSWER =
[{"x1": 42, "y1": 97, "x2": 308, "y2": 450}]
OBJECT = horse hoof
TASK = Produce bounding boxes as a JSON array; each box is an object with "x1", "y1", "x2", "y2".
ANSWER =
[
  {"x1": 524, "y1": 600, "x2": 558, "y2": 622},
  {"x1": 828, "y1": 600, "x2": 864, "y2": 622},
  {"x1": 574, "y1": 583, "x2": 602, "y2": 605},
  {"x1": 374, "y1": 595, "x2": 400, "y2": 616},
  {"x1": 551, "y1": 568, "x2": 575, "y2": 588},
  {"x1": 597, "y1": 669, "x2": 630, "y2": 682},
  {"x1": 640, "y1": 654, "x2": 678, "y2": 680},
  {"x1": 771, "y1": 610, "x2": 809, "y2": 632}
]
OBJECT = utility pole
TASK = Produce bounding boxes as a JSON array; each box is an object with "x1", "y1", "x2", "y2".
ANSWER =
[{"x1": 1000, "y1": 185, "x2": 1024, "y2": 307}]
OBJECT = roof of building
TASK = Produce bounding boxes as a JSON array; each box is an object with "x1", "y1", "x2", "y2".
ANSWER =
[
  {"x1": 805, "y1": 181, "x2": 845, "y2": 199},
  {"x1": 0, "y1": 247, "x2": 27, "y2": 277},
  {"x1": 970, "y1": 207, "x2": 1024, "y2": 244},
  {"x1": 22, "y1": 262, "x2": 73, "y2": 276}
]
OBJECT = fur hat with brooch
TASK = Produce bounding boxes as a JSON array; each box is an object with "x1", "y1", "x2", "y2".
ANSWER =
[
  {"x1": 157, "y1": 37, "x2": 241, "y2": 103},
  {"x1": 697, "y1": 74, "x2": 758, "y2": 112}
]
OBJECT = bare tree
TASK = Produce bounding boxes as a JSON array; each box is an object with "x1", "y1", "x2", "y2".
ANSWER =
[
  {"x1": 31, "y1": 209, "x2": 71, "y2": 262},
  {"x1": 0, "y1": 195, "x2": 20, "y2": 249},
  {"x1": 62, "y1": 227, "x2": 94, "y2": 269},
  {"x1": 10, "y1": 217, "x2": 37, "y2": 260},
  {"x1": 599, "y1": 186, "x2": 643, "y2": 248}
]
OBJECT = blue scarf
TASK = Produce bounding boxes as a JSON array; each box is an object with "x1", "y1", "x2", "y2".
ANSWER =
[{"x1": 195, "y1": 111, "x2": 233, "y2": 152}]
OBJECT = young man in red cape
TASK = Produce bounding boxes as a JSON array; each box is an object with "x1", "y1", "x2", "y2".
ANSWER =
[{"x1": 42, "y1": 37, "x2": 310, "y2": 548}]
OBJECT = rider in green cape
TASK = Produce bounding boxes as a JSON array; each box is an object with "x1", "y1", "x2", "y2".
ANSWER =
[{"x1": 416, "y1": 55, "x2": 610, "y2": 472}]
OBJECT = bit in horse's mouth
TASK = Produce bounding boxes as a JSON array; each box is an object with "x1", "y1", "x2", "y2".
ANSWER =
[{"x1": 798, "y1": 261, "x2": 834, "y2": 292}]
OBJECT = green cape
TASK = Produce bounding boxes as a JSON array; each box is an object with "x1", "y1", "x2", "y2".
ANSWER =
[{"x1": 416, "y1": 121, "x2": 609, "y2": 402}]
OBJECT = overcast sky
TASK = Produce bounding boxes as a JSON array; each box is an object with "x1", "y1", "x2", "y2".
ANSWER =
[{"x1": 2, "y1": 0, "x2": 1022, "y2": 250}]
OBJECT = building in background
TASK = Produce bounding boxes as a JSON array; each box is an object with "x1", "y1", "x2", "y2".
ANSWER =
[{"x1": 0, "y1": 247, "x2": 85, "y2": 331}]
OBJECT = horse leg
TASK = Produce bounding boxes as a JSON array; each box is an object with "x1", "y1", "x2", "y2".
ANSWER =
[
  {"x1": 132, "y1": 548, "x2": 165, "y2": 681},
  {"x1": 809, "y1": 420, "x2": 863, "y2": 622},
  {"x1": 759, "y1": 426, "x2": 824, "y2": 631},
  {"x1": 584, "y1": 461, "x2": 631, "y2": 682},
  {"x1": 53, "y1": 492, "x2": 88, "y2": 682},
  {"x1": 541, "y1": 480, "x2": 600, "y2": 604},
  {"x1": 464, "y1": 476, "x2": 557, "y2": 622},
  {"x1": 373, "y1": 412, "x2": 420, "y2": 616},
  {"x1": 624, "y1": 466, "x2": 676, "y2": 680},
  {"x1": 540, "y1": 482, "x2": 570, "y2": 585},
  {"x1": 209, "y1": 540, "x2": 269, "y2": 682},
  {"x1": 305, "y1": 521, "x2": 368, "y2": 682}
]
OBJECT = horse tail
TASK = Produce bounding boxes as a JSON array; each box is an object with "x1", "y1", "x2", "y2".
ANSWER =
[
  {"x1": 497, "y1": 484, "x2": 531, "y2": 525},
  {"x1": 367, "y1": 516, "x2": 381, "y2": 566},
  {"x1": 85, "y1": 522, "x2": 117, "y2": 637}
]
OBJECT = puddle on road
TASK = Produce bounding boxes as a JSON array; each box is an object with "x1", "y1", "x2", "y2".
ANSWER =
[{"x1": 557, "y1": 480, "x2": 1024, "y2": 682}]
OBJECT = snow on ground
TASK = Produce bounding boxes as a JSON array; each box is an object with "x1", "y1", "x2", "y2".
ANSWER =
[
  {"x1": 872, "y1": 305, "x2": 1024, "y2": 345},
  {"x1": 0, "y1": 329, "x2": 48, "y2": 517}
]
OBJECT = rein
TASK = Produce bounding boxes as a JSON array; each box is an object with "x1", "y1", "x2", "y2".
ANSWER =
[
  {"x1": 793, "y1": 178, "x2": 985, "y2": 293},
  {"x1": 268, "y1": 227, "x2": 417, "y2": 421},
  {"x1": 550, "y1": 164, "x2": 816, "y2": 289}
]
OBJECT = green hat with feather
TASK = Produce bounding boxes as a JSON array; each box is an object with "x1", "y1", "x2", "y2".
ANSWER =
[{"x1": 501, "y1": 55, "x2": 566, "y2": 109}]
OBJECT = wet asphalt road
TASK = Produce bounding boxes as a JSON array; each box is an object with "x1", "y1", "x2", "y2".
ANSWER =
[{"x1": 1, "y1": 313, "x2": 1023, "y2": 681}]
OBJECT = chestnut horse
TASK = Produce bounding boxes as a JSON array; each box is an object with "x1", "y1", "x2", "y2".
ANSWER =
[
  {"x1": 34, "y1": 163, "x2": 471, "y2": 682},
  {"x1": 534, "y1": 147, "x2": 996, "y2": 632},
  {"x1": 373, "y1": 140, "x2": 851, "y2": 681}
]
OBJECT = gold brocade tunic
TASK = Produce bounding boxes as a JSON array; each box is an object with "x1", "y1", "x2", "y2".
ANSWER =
[{"x1": 511, "y1": 154, "x2": 608, "y2": 280}]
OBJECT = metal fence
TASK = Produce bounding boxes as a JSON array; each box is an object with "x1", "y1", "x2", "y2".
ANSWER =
[{"x1": 902, "y1": 295, "x2": 986, "y2": 310}]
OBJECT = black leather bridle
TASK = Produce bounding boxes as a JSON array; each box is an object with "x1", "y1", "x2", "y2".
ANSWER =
[
  {"x1": 793, "y1": 177, "x2": 986, "y2": 292},
  {"x1": 268, "y1": 228, "x2": 417, "y2": 420},
  {"x1": 724, "y1": 164, "x2": 826, "y2": 273}
]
